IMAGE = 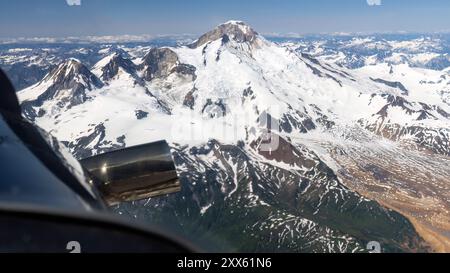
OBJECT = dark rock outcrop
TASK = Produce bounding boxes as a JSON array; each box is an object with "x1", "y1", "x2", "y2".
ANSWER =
[
  {"x1": 188, "y1": 21, "x2": 259, "y2": 49},
  {"x1": 370, "y1": 77, "x2": 409, "y2": 95},
  {"x1": 140, "y1": 48, "x2": 179, "y2": 81},
  {"x1": 99, "y1": 53, "x2": 137, "y2": 82},
  {"x1": 183, "y1": 86, "x2": 197, "y2": 109},
  {"x1": 201, "y1": 99, "x2": 227, "y2": 118},
  {"x1": 21, "y1": 59, "x2": 103, "y2": 120},
  {"x1": 135, "y1": 110, "x2": 149, "y2": 120},
  {"x1": 170, "y1": 63, "x2": 197, "y2": 80},
  {"x1": 140, "y1": 48, "x2": 196, "y2": 81}
]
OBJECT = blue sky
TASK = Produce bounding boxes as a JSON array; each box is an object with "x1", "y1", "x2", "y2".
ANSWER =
[{"x1": 0, "y1": 0, "x2": 449, "y2": 38}]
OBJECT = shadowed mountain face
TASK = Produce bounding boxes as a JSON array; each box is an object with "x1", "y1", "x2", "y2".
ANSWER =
[
  {"x1": 115, "y1": 139, "x2": 428, "y2": 252},
  {"x1": 12, "y1": 21, "x2": 450, "y2": 252},
  {"x1": 139, "y1": 48, "x2": 196, "y2": 82},
  {"x1": 20, "y1": 59, "x2": 103, "y2": 121},
  {"x1": 141, "y1": 48, "x2": 180, "y2": 81},
  {"x1": 97, "y1": 53, "x2": 138, "y2": 82}
]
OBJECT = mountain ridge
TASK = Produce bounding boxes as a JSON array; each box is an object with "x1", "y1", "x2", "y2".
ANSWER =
[{"x1": 15, "y1": 21, "x2": 450, "y2": 252}]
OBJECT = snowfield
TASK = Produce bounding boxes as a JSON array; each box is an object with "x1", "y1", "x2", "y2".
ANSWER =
[{"x1": 11, "y1": 21, "x2": 450, "y2": 252}]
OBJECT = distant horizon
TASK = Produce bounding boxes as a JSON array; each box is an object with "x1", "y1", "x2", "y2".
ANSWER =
[
  {"x1": 2, "y1": 24, "x2": 450, "y2": 45},
  {"x1": 1, "y1": 0, "x2": 449, "y2": 39}
]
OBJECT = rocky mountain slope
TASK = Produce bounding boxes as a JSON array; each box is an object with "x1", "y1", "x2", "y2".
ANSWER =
[{"x1": 15, "y1": 21, "x2": 450, "y2": 252}]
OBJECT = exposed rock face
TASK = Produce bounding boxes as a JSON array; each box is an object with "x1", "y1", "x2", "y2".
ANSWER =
[
  {"x1": 170, "y1": 63, "x2": 197, "y2": 80},
  {"x1": 183, "y1": 86, "x2": 197, "y2": 109},
  {"x1": 42, "y1": 59, "x2": 102, "y2": 109},
  {"x1": 65, "y1": 123, "x2": 126, "y2": 159},
  {"x1": 189, "y1": 21, "x2": 259, "y2": 49},
  {"x1": 363, "y1": 122, "x2": 450, "y2": 156},
  {"x1": 201, "y1": 98, "x2": 227, "y2": 118},
  {"x1": 135, "y1": 110, "x2": 149, "y2": 120},
  {"x1": 43, "y1": 59, "x2": 103, "y2": 91},
  {"x1": 140, "y1": 48, "x2": 197, "y2": 81},
  {"x1": 116, "y1": 139, "x2": 430, "y2": 253},
  {"x1": 279, "y1": 112, "x2": 316, "y2": 134},
  {"x1": 370, "y1": 77, "x2": 409, "y2": 95},
  {"x1": 359, "y1": 93, "x2": 450, "y2": 156},
  {"x1": 15, "y1": 21, "x2": 448, "y2": 252},
  {"x1": 21, "y1": 59, "x2": 103, "y2": 120},
  {"x1": 99, "y1": 53, "x2": 137, "y2": 82},
  {"x1": 140, "y1": 48, "x2": 180, "y2": 81}
]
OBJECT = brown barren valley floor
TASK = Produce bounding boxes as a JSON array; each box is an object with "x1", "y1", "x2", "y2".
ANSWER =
[{"x1": 298, "y1": 135, "x2": 450, "y2": 252}]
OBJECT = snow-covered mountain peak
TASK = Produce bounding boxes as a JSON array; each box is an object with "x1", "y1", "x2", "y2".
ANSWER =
[
  {"x1": 35, "y1": 58, "x2": 103, "y2": 93},
  {"x1": 188, "y1": 20, "x2": 260, "y2": 49},
  {"x1": 8, "y1": 32, "x2": 450, "y2": 251},
  {"x1": 43, "y1": 58, "x2": 88, "y2": 82},
  {"x1": 221, "y1": 20, "x2": 256, "y2": 35},
  {"x1": 92, "y1": 52, "x2": 138, "y2": 82},
  {"x1": 18, "y1": 58, "x2": 103, "y2": 120}
]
